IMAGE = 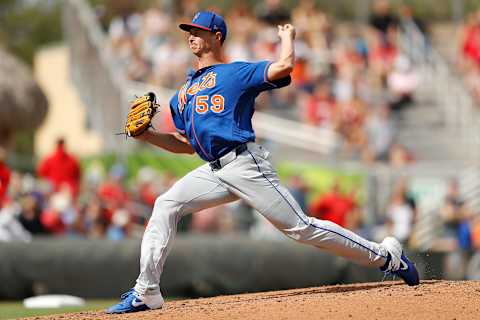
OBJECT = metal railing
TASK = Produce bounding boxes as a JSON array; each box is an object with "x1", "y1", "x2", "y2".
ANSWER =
[
  {"x1": 396, "y1": 22, "x2": 480, "y2": 249},
  {"x1": 63, "y1": 0, "x2": 131, "y2": 153},
  {"x1": 399, "y1": 19, "x2": 480, "y2": 160}
]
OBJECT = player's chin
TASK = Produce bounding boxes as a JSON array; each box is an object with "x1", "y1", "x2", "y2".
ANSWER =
[
  {"x1": 191, "y1": 48, "x2": 202, "y2": 57},
  {"x1": 190, "y1": 44, "x2": 204, "y2": 53}
]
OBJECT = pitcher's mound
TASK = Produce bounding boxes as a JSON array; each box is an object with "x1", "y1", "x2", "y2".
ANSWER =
[{"x1": 24, "y1": 280, "x2": 480, "y2": 320}]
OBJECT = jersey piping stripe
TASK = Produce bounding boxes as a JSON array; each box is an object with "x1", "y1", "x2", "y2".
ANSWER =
[
  {"x1": 247, "y1": 150, "x2": 388, "y2": 260},
  {"x1": 191, "y1": 107, "x2": 214, "y2": 161},
  {"x1": 263, "y1": 61, "x2": 278, "y2": 88}
]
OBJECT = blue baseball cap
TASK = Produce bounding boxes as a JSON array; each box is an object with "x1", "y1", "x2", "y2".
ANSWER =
[{"x1": 179, "y1": 11, "x2": 227, "y2": 44}]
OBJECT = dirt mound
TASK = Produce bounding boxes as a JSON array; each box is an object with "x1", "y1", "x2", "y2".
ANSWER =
[{"x1": 23, "y1": 280, "x2": 480, "y2": 320}]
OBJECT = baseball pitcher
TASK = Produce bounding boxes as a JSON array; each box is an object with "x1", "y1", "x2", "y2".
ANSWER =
[{"x1": 108, "y1": 11, "x2": 419, "y2": 314}]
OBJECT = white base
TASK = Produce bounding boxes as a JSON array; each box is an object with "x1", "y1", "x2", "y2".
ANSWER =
[{"x1": 23, "y1": 295, "x2": 86, "y2": 309}]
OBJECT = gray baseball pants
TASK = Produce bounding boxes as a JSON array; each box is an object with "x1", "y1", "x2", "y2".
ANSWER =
[{"x1": 134, "y1": 143, "x2": 388, "y2": 296}]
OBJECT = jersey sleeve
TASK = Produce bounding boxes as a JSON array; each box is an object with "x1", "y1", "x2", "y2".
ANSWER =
[
  {"x1": 169, "y1": 93, "x2": 186, "y2": 134},
  {"x1": 236, "y1": 61, "x2": 291, "y2": 92}
]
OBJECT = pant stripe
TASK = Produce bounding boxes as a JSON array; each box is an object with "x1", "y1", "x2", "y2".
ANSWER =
[{"x1": 247, "y1": 150, "x2": 387, "y2": 259}]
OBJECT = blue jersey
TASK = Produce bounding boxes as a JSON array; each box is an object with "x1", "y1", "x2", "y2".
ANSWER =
[{"x1": 169, "y1": 60, "x2": 291, "y2": 161}]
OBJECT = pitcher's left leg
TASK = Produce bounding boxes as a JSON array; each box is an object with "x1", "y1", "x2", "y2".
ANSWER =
[{"x1": 215, "y1": 145, "x2": 387, "y2": 268}]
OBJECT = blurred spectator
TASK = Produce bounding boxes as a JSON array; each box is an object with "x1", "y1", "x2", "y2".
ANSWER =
[
  {"x1": 255, "y1": 0, "x2": 290, "y2": 26},
  {"x1": 362, "y1": 104, "x2": 395, "y2": 163},
  {"x1": 388, "y1": 143, "x2": 414, "y2": 167},
  {"x1": 344, "y1": 189, "x2": 364, "y2": 233},
  {"x1": 41, "y1": 188, "x2": 76, "y2": 235},
  {"x1": 7, "y1": 171, "x2": 23, "y2": 202},
  {"x1": 470, "y1": 215, "x2": 480, "y2": 250},
  {"x1": 460, "y1": 11, "x2": 480, "y2": 68},
  {"x1": 309, "y1": 180, "x2": 358, "y2": 228},
  {"x1": 301, "y1": 81, "x2": 336, "y2": 127},
  {"x1": 0, "y1": 203, "x2": 31, "y2": 242},
  {"x1": 191, "y1": 205, "x2": 229, "y2": 233},
  {"x1": 37, "y1": 138, "x2": 81, "y2": 199},
  {"x1": 109, "y1": 11, "x2": 142, "y2": 46},
  {"x1": 0, "y1": 147, "x2": 11, "y2": 208},
  {"x1": 290, "y1": 48, "x2": 313, "y2": 89},
  {"x1": 249, "y1": 209, "x2": 285, "y2": 241},
  {"x1": 178, "y1": 0, "x2": 201, "y2": 19},
  {"x1": 398, "y1": 4, "x2": 428, "y2": 37},
  {"x1": 228, "y1": 200, "x2": 255, "y2": 232},
  {"x1": 287, "y1": 175, "x2": 310, "y2": 214},
  {"x1": 458, "y1": 11, "x2": 480, "y2": 104},
  {"x1": 440, "y1": 179, "x2": 473, "y2": 250},
  {"x1": 369, "y1": 0, "x2": 398, "y2": 38},
  {"x1": 368, "y1": 32, "x2": 398, "y2": 85},
  {"x1": 89, "y1": 215, "x2": 109, "y2": 239},
  {"x1": 18, "y1": 193, "x2": 48, "y2": 235},
  {"x1": 398, "y1": 3, "x2": 430, "y2": 63},
  {"x1": 385, "y1": 178, "x2": 415, "y2": 244},
  {"x1": 136, "y1": 166, "x2": 162, "y2": 206},
  {"x1": 292, "y1": 0, "x2": 331, "y2": 47},
  {"x1": 439, "y1": 179, "x2": 476, "y2": 279},
  {"x1": 97, "y1": 163, "x2": 129, "y2": 221},
  {"x1": 398, "y1": 177, "x2": 417, "y2": 221},
  {"x1": 464, "y1": 62, "x2": 480, "y2": 104},
  {"x1": 74, "y1": 195, "x2": 110, "y2": 238},
  {"x1": 334, "y1": 94, "x2": 368, "y2": 155},
  {"x1": 387, "y1": 55, "x2": 419, "y2": 112},
  {"x1": 83, "y1": 160, "x2": 106, "y2": 190},
  {"x1": 107, "y1": 208, "x2": 131, "y2": 240}
]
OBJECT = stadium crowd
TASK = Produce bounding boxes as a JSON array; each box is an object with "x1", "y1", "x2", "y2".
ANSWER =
[
  {"x1": 0, "y1": 136, "x2": 422, "y2": 246},
  {"x1": 1, "y1": 136, "x2": 479, "y2": 260},
  {"x1": 0, "y1": 139, "x2": 176, "y2": 242},
  {"x1": 105, "y1": 0, "x2": 422, "y2": 165},
  {"x1": 2, "y1": 139, "x2": 480, "y2": 278},
  {"x1": 3, "y1": 143, "x2": 480, "y2": 279}
]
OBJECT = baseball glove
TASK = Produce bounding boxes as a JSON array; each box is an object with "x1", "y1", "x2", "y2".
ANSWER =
[{"x1": 124, "y1": 92, "x2": 159, "y2": 137}]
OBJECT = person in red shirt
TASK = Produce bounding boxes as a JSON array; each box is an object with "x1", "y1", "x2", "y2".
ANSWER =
[
  {"x1": 0, "y1": 147, "x2": 11, "y2": 207},
  {"x1": 97, "y1": 163, "x2": 129, "y2": 222},
  {"x1": 302, "y1": 82, "x2": 336, "y2": 127},
  {"x1": 37, "y1": 138, "x2": 81, "y2": 199},
  {"x1": 461, "y1": 12, "x2": 480, "y2": 65},
  {"x1": 308, "y1": 180, "x2": 357, "y2": 228}
]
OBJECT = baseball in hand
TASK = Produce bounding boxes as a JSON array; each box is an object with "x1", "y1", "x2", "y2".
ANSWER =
[{"x1": 277, "y1": 24, "x2": 296, "y2": 40}]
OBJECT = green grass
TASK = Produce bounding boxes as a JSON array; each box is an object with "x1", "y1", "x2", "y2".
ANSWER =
[{"x1": 0, "y1": 300, "x2": 116, "y2": 320}]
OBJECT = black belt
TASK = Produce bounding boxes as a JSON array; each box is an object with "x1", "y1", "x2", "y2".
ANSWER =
[{"x1": 209, "y1": 144, "x2": 248, "y2": 171}]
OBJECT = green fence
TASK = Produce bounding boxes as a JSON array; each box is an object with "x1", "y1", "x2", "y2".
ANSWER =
[{"x1": 0, "y1": 235, "x2": 440, "y2": 300}]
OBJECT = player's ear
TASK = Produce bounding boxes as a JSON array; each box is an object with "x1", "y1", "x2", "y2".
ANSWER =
[{"x1": 215, "y1": 31, "x2": 223, "y2": 44}]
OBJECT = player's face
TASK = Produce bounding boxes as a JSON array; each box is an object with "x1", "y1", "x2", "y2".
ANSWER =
[{"x1": 187, "y1": 28, "x2": 219, "y2": 56}]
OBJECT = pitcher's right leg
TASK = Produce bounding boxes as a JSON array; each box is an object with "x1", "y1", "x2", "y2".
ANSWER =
[
  {"x1": 135, "y1": 163, "x2": 237, "y2": 295},
  {"x1": 108, "y1": 164, "x2": 237, "y2": 313}
]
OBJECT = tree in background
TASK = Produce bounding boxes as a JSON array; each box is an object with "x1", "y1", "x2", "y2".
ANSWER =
[
  {"x1": 0, "y1": 48, "x2": 48, "y2": 154},
  {"x1": 0, "y1": 0, "x2": 61, "y2": 165},
  {"x1": 0, "y1": 0, "x2": 63, "y2": 66}
]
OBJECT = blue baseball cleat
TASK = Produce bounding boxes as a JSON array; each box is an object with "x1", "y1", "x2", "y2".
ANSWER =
[
  {"x1": 381, "y1": 237, "x2": 420, "y2": 286},
  {"x1": 106, "y1": 289, "x2": 153, "y2": 314}
]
